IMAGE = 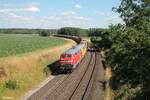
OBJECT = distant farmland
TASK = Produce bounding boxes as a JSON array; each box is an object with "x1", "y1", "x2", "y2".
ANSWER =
[{"x1": 0, "y1": 34, "x2": 67, "y2": 57}]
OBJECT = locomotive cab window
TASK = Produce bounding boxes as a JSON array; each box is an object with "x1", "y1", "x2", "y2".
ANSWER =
[
  {"x1": 61, "y1": 54, "x2": 66, "y2": 58},
  {"x1": 67, "y1": 54, "x2": 72, "y2": 58}
]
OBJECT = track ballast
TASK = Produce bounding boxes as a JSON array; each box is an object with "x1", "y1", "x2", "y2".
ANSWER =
[{"x1": 26, "y1": 52, "x2": 104, "y2": 100}]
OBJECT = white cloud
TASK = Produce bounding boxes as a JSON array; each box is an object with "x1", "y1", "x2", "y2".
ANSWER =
[
  {"x1": 25, "y1": 5, "x2": 40, "y2": 12},
  {"x1": 45, "y1": 14, "x2": 90, "y2": 22},
  {"x1": 60, "y1": 11, "x2": 90, "y2": 21},
  {"x1": 42, "y1": 12, "x2": 90, "y2": 28},
  {"x1": 94, "y1": 11, "x2": 116, "y2": 16},
  {"x1": 94, "y1": 11, "x2": 124, "y2": 25},
  {"x1": 75, "y1": 4, "x2": 82, "y2": 9},
  {"x1": 61, "y1": 11, "x2": 76, "y2": 16},
  {"x1": 9, "y1": 13, "x2": 32, "y2": 21},
  {"x1": 69, "y1": 16, "x2": 90, "y2": 21},
  {"x1": 0, "y1": 5, "x2": 40, "y2": 13},
  {"x1": 0, "y1": 5, "x2": 91, "y2": 28},
  {"x1": 0, "y1": 13, "x2": 33, "y2": 23}
]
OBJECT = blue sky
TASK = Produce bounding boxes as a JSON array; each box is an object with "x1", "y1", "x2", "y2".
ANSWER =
[{"x1": 0, "y1": 0, "x2": 123, "y2": 29}]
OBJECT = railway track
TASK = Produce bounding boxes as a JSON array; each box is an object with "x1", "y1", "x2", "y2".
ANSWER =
[{"x1": 26, "y1": 52, "x2": 103, "y2": 100}]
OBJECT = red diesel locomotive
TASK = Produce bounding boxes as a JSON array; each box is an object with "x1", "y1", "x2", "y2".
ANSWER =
[{"x1": 59, "y1": 42, "x2": 87, "y2": 73}]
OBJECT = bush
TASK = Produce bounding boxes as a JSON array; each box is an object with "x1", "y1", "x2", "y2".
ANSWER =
[
  {"x1": 39, "y1": 30, "x2": 50, "y2": 36},
  {"x1": 90, "y1": 31, "x2": 112, "y2": 49},
  {"x1": 5, "y1": 80, "x2": 18, "y2": 90},
  {"x1": 57, "y1": 27, "x2": 88, "y2": 37}
]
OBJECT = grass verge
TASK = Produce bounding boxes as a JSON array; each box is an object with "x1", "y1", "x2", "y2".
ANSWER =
[
  {"x1": 104, "y1": 66, "x2": 113, "y2": 100},
  {"x1": 100, "y1": 50, "x2": 114, "y2": 100}
]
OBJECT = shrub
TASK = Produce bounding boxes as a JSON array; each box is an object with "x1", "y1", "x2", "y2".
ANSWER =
[
  {"x1": 39, "y1": 30, "x2": 50, "y2": 36},
  {"x1": 5, "y1": 80, "x2": 18, "y2": 90}
]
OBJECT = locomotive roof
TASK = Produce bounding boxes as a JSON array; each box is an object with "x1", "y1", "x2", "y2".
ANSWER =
[{"x1": 63, "y1": 44, "x2": 85, "y2": 55}]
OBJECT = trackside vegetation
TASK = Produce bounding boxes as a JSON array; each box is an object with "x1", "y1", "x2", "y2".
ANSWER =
[
  {"x1": 0, "y1": 34, "x2": 67, "y2": 57},
  {"x1": 91, "y1": 0, "x2": 150, "y2": 99}
]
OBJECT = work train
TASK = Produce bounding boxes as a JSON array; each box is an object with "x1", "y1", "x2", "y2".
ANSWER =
[
  {"x1": 54, "y1": 34, "x2": 82, "y2": 44},
  {"x1": 59, "y1": 40, "x2": 88, "y2": 73}
]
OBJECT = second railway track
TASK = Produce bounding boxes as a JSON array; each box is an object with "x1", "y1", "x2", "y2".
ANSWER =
[{"x1": 27, "y1": 52, "x2": 101, "y2": 100}]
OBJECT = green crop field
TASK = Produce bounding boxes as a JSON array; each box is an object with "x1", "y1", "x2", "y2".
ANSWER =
[{"x1": 0, "y1": 34, "x2": 67, "y2": 57}]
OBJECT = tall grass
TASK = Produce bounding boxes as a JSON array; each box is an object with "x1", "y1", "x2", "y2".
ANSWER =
[{"x1": 0, "y1": 35, "x2": 75, "y2": 99}]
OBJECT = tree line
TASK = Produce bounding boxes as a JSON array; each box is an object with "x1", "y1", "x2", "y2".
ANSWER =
[
  {"x1": 0, "y1": 29, "x2": 57, "y2": 36},
  {"x1": 0, "y1": 27, "x2": 109, "y2": 37}
]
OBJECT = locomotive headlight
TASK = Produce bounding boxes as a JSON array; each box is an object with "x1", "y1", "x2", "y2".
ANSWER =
[{"x1": 67, "y1": 60, "x2": 73, "y2": 62}]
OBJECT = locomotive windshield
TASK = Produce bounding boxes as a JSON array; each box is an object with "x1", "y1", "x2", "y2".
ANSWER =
[
  {"x1": 61, "y1": 54, "x2": 66, "y2": 58},
  {"x1": 61, "y1": 54, "x2": 72, "y2": 58},
  {"x1": 67, "y1": 54, "x2": 72, "y2": 58}
]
